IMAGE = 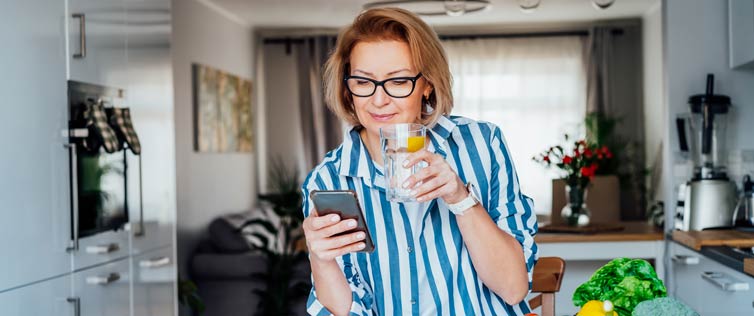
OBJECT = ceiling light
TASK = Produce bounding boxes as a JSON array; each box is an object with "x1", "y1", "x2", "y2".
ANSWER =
[
  {"x1": 518, "y1": 0, "x2": 541, "y2": 13},
  {"x1": 363, "y1": 0, "x2": 491, "y2": 17},
  {"x1": 591, "y1": 0, "x2": 615, "y2": 10}
]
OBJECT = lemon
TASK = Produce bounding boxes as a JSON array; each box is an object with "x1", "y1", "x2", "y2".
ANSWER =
[
  {"x1": 577, "y1": 300, "x2": 615, "y2": 316},
  {"x1": 407, "y1": 136, "x2": 425, "y2": 153}
]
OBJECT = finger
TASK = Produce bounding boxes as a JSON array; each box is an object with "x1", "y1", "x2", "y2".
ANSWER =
[
  {"x1": 416, "y1": 181, "x2": 454, "y2": 203},
  {"x1": 317, "y1": 218, "x2": 358, "y2": 238},
  {"x1": 412, "y1": 173, "x2": 449, "y2": 198},
  {"x1": 322, "y1": 231, "x2": 366, "y2": 250},
  {"x1": 306, "y1": 213, "x2": 341, "y2": 231},
  {"x1": 402, "y1": 149, "x2": 433, "y2": 168},
  {"x1": 312, "y1": 241, "x2": 367, "y2": 261},
  {"x1": 403, "y1": 164, "x2": 441, "y2": 189}
]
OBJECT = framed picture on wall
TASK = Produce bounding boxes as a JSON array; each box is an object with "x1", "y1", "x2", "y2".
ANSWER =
[{"x1": 192, "y1": 63, "x2": 254, "y2": 153}]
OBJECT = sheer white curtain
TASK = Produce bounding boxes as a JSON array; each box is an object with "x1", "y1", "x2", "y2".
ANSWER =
[{"x1": 443, "y1": 36, "x2": 587, "y2": 215}]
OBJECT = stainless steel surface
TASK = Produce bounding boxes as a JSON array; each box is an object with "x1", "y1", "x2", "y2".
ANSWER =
[
  {"x1": 672, "y1": 254, "x2": 700, "y2": 265},
  {"x1": 66, "y1": 143, "x2": 79, "y2": 252},
  {"x1": 701, "y1": 271, "x2": 750, "y2": 291},
  {"x1": 138, "y1": 256, "x2": 170, "y2": 268},
  {"x1": 680, "y1": 179, "x2": 738, "y2": 230},
  {"x1": 85, "y1": 272, "x2": 120, "y2": 285},
  {"x1": 72, "y1": 13, "x2": 86, "y2": 59},
  {"x1": 85, "y1": 243, "x2": 119, "y2": 254}
]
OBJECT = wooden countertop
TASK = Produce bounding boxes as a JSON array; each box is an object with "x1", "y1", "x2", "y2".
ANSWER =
[
  {"x1": 672, "y1": 230, "x2": 754, "y2": 251},
  {"x1": 535, "y1": 221, "x2": 663, "y2": 243}
]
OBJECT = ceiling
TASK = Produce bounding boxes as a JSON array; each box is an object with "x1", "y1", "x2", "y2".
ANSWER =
[{"x1": 204, "y1": 0, "x2": 659, "y2": 29}]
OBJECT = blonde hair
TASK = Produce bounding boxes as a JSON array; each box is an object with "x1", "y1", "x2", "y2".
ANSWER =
[{"x1": 323, "y1": 7, "x2": 453, "y2": 128}]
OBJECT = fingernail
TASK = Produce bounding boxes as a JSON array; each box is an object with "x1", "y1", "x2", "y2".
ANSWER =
[
  {"x1": 402, "y1": 160, "x2": 409, "y2": 167},
  {"x1": 356, "y1": 232, "x2": 365, "y2": 239},
  {"x1": 410, "y1": 190, "x2": 417, "y2": 196},
  {"x1": 330, "y1": 215, "x2": 340, "y2": 222},
  {"x1": 402, "y1": 181, "x2": 410, "y2": 188},
  {"x1": 348, "y1": 220, "x2": 357, "y2": 228},
  {"x1": 357, "y1": 243, "x2": 366, "y2": 249},
  {"x1": 417, "y1": 196, "x2": 425, "y2": 202}
]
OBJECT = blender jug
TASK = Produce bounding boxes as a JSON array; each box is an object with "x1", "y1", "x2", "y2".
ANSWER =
[{"x1": 676, "y1": 74, "x2": 731, "y2": 180}]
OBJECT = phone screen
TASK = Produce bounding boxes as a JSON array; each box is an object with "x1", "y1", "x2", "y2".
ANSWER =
[{"x1": 310, "y1": 190, "x2": 375, "y2": 253}]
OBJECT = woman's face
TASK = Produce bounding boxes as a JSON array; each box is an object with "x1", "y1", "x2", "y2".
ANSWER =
[{"x1": 348, "y1": 40, "x2": 431, "y2": 137}]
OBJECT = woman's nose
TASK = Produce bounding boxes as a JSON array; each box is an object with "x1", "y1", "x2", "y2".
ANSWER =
[{"x1": 371, "y1": 85, "x2": 391, "y2": 107}]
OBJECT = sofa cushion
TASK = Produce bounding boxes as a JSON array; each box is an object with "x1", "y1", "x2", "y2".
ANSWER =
[{"x1": 191, "y1": 251, "x2": 268, "y2": 280}]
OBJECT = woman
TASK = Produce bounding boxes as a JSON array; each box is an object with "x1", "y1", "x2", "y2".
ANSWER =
[{"x1": 301, "y1": 7, "x2": 538, "y2": 316}]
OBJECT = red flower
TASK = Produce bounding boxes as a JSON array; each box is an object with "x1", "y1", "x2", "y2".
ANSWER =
[
  {"x1": 563, "y1": 156, "x2": 573, "y2": 164},
  {"x1": 580, "y1": 164, "x2": 598, "y2": 178},
  {"x1": 574, "y1": 150, "x2": 580, "y2": 158},
  {"x1": 597, "y1": 153, "x2": 604, "y2": 159},
  {"x1": 584, "y1": 148, "x2": 593, "y2": 158},
  {"x1": 606, "y1": 152, "x2": 613, "y2": 159},
  {"x1": 543, "y1": 156, "x2": 550, "y2": 162},
  {"x1": 601, "y1": 146, "x2": 609, "y2": 154}
]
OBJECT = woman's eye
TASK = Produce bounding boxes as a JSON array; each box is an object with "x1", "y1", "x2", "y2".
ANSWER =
[
  {"x1": 355, "y1": 80, "x2": 370, "y2": 85},
  {"x1": 390, "y1": 80, "x2": 409, "y2": 85}
]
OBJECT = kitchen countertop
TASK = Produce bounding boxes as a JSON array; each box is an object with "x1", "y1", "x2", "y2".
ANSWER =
[
  {"x1": 670, "y1": 231, "x2": 754, "y2": 278},
  {"x1": 535, "y1": 221, "x2": 663, "y2": 243}
]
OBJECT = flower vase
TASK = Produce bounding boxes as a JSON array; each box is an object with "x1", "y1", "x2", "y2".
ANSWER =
[{"x1": 561, "y1": 184, "x2": 591, "y2": 227}]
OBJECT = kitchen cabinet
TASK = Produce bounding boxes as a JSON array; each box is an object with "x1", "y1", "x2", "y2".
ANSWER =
[
  {"x1": 132, "y1": 246, "x2": 176, "y2": 316},
  {"x1": 67, "y1": 0, "x2": 129, "y2": 88},
  {"x1": 72, "y1": 259, "x2": 131, "y2": 316},
  {"x1": 669, "y1": 242, "x2": 754, "y2": 315},
  {"x1": 0, "y1": 274, "x2": 73, "y2": 316},
  {"x1": 729, "y1": 0, "x2": 754, "y2": 69},
  {"x1": 0, "y1": 0, "x2": 73, "y2": 292}
]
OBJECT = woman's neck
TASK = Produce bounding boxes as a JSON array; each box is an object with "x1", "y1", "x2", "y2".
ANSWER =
[{"x1": 359, "y1": 128, "x2": 383, "y2": 167}]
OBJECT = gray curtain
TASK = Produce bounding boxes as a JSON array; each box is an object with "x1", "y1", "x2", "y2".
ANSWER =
[
  {"x1": 294, "y1": 36, "x2": 342, "y2": 170},
  {"x1": 585, "y1": 25, "x2": 647, "y2": 220}
]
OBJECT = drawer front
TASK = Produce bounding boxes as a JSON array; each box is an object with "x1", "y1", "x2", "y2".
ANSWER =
[
  {"x1": 132, "y1": 246, "x2": 176, "y2": 316},
  {"x1": 72, "y1": 229, "x2": 130, "y2": 271},
  {"x1": 73, "y1": 259, "x2": 130, "y2": 316},
  {"x1": 671, "y1": 243, "x2": 754, "y2": 315}
]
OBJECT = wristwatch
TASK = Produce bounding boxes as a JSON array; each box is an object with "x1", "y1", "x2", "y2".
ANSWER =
[{"x1": 446, "y1": 183, "x2": 480, "y2": 216}]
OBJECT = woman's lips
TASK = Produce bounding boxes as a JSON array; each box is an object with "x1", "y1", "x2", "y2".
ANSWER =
[{"x1": 370, "y1": 113, "x2": 396, "y2": 121}]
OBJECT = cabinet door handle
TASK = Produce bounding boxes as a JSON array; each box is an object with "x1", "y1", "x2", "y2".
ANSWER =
[
  {"x1": 85, "y1": 243, "x2": 119, "y2": 254},
  {"x1": 67, "y1": 297, "x2": 81, "y2": 316},
  {"x1": 702, "y1": 271, "x2": 750, "y2": 292},
  {"x1": 65, "y1": 143, "x2": 79, "y2": 252},
  {"x1": 139, "y1": 256, "x2": 170, "y2": 269},
  {"x1": 86, "y1": 272, "x2": 121, "y2": 285},
  {"x1": 672, "y1": 255, "x2": 700, "y2": 265},
  {"x1": 134, "y1": 155, "x2": 145, "y2": 237},
  {"x1": 72, "y1": 13, "x2": 86, "y2": 59}
]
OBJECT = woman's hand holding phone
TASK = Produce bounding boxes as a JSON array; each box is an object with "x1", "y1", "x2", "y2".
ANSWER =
[{"x1": 303, "y1": 213, "x2": 367, "y2": 263}]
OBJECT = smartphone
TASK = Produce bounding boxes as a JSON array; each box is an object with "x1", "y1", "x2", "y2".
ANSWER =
[{"x1": 309, "y1": 190, "x2": 375, "y2": 253}]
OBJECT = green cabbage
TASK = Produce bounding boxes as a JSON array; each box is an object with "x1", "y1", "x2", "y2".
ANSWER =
[{"x1": 572, "y1": 258, "x2": 667, "y2": 316}]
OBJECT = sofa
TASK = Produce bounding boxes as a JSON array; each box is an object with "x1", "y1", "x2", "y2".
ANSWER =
[{"x1": 190, "y1": 212, "x2": 311, "y2": 316}]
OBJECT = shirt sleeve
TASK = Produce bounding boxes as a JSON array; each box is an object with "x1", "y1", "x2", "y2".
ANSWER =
[
  {"x1": 302, "y1": 174, "x2": 374, "y2": 316},
  {"x1": 487, "y1": 126, "x2": 539, "y2": 288}
]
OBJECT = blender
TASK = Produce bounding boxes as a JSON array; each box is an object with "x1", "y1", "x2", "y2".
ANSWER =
[{"x1": 674, "y1": 74, "x2": 737, "y2": 231}]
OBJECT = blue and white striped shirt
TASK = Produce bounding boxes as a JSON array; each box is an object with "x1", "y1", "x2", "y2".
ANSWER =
[{"x1": 302, "y1": 115, "x2": 538, "y2": 316}]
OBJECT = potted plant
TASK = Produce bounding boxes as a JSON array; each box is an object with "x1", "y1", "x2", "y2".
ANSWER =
[
  {"x1": 534, "y1": 137, "x2": 614, "y2": 226},
  {"x1": 245, "y1": 157, "x2": 310, "y2": 316}
]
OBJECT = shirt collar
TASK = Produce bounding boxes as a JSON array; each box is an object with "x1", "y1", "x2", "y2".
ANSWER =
[{"x1": 337, "y1": 116, "x2": 458, "y2": 187}]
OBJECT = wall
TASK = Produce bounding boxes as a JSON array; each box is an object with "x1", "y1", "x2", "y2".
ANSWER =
[
  {"x1": 172, "y1": 0, "x2": 256, "y2": 276},
  {"x1": 663, "y1": 0, "x2": 754, "y2": 228},
  {"x1": 642, "y1": 2, "x2": 665, "y2": 200}
]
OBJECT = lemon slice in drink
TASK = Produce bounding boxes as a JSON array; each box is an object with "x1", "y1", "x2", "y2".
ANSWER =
[{"x1": 407, "y1": 136, "x2": 425, "y2": 153}]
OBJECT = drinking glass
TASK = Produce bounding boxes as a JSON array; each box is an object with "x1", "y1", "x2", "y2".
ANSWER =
[{"x1": 380, "y1": 123, "x2": 426, "y2": 202}]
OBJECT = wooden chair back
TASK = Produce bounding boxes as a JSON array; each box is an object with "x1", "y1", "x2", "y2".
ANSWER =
[{"x1": 528, "y1": 257, "x2": 566, "y2": 316}]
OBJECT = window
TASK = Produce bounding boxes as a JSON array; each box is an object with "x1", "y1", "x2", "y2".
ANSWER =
[{"x1": 443, "y1": 36, "x2": 587, "y2": 216}]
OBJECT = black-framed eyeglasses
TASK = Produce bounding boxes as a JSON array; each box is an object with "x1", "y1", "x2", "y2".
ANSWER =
[{"x1": 344, "y1": 73, "x2": 423, "y2": 98}]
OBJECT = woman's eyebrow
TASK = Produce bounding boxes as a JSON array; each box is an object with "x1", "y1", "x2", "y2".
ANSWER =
[{"x1": 353, "y1": 68, "x2": 411, "y2": 77}]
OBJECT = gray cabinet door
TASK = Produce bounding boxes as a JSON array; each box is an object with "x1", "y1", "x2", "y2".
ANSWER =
[
  {"x1": 67, "y1": 0, "x2": 129, "y2": 89},
  {"x1": 670, "y1": 242, "x2": 754, "y2": 315},
  {"x1": 124, "y1": 0, "x2": 176, "y2": 255},
  {"x1": 729, "y1": 0, "x2": 754, "y2": 68},
  {"x1": 132, "y1": 246, "x2": 176, "y2": 316},
  {"x1": 0, "y1": 274, "x2": 73, "y2": 316},
  {"x1": 0, "y1": 0, "x2": 72, "y2": 292},
  {"x1": 73, "y1": 259, "x2": 131, "y2": 316}
]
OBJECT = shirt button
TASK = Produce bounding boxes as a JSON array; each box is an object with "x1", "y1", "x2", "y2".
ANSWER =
[
  {"x1": 411, "y1": 299, "x2": 416, "y2": 305},
  {"x1": 407, "y1": 247, "x2": 413, "y2": 253}
]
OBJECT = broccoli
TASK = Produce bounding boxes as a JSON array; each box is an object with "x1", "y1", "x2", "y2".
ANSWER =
[{"x1": 632, "y1": 297, "x2": 699, "y2": 316}]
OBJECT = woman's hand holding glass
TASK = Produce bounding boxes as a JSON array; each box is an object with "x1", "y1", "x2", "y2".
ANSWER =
[
  {"x1": 402, "y1": 149, "x2": 468, "y2": 204},
  {"x1": 303, "y1": 213, "x2": 367, "y2": 263}
]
